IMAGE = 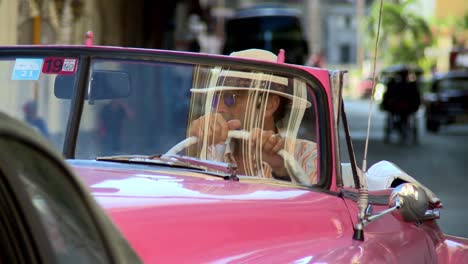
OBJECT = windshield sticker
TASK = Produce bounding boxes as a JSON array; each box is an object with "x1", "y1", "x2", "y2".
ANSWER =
[
  {"x1": 11, "y1": 58, "x2": 44, "y2": 80},
  {"x1": 42, "y1": 57, "x2": 78, "y2": 75}
]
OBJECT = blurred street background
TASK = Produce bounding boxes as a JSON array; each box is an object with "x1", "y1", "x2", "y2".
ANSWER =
[
  {"x1": 1, "y1": 0, "x2": 467, "y2": 237},
  {"x1": 343, "y1": 98, "x2": 468, "y2": 238}
]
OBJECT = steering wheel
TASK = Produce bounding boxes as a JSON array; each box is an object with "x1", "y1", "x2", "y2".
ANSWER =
[{"x1": 164, "y1": 130, "x2": 309, "y2": 185}]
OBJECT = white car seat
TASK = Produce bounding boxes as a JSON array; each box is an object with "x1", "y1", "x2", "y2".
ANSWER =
[{"x1": 341, "y1": 160, "x2": 441, "y2": 206}]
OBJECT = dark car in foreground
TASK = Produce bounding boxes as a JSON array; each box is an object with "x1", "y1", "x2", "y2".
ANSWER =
[
  {"x1": 424, "y1": 70, "x2": 468, "y2": 132},
  {"x1": 0, "y1": 45, "x2": 467, "y2": 263}
]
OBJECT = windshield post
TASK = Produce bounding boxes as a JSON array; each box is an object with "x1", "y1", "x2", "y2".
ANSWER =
[{"x1": 63, "y1": 56, "x2": 91, "y2": 159}]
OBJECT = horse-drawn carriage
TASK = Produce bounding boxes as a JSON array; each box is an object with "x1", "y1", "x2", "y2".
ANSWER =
[{"x1": 380, "y1": 64, "x2": 423, "y2": 144}]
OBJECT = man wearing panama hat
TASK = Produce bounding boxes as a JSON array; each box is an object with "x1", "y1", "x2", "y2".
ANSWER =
[{"x1": 188, "y1": 49, "x2": 318, "y2": 185}]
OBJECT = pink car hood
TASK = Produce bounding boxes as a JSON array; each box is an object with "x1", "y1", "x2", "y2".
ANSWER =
[
  {"x1": 71, "y1": 161, "x2": 468, "y2": 263},
  {"x1": 71, "y1": 161, "x2": 358, "y2": 263}
]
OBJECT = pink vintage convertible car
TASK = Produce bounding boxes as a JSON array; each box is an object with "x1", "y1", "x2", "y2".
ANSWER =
[{"x1": 0, "y1": 45, "x2": 467, "y2": 263}]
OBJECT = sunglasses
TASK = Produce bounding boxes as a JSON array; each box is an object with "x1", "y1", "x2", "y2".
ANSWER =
[{"x1": 212, "y1": 92, "x2": 238, "y2": 108}]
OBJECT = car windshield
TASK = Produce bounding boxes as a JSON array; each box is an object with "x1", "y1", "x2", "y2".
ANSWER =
[
  {"x1": 0, "y1": 50, "x2": 321, "y2": 185},
  {"x1": 436, "y1": 76, "x2": 468, "y2": 92}
]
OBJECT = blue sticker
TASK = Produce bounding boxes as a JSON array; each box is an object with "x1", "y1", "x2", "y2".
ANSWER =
[{"x1": 12, "y1": 59, "x2": 44, "y2": 80}]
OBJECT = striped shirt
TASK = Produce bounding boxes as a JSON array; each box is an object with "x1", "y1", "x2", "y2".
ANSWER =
[{"x1": 208, "y1": 139, "x2": 318, "y2": 185}]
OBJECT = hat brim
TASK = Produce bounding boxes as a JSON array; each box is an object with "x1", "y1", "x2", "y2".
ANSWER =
[{"x1": 190, "y1": 86, "x2": 312, "y2": 108}]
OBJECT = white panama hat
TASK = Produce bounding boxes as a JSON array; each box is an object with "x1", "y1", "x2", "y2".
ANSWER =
[{"x1": 190, "y1": 49, "x2": 312, "y2": 108}]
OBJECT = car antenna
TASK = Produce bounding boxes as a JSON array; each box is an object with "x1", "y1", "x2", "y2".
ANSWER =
[
  {"x1": 361, "y1": 1, "x2": 382, "y2": 174},
  {"x1": 353, "y1": 0, "x2": 384, "y2": 241}
]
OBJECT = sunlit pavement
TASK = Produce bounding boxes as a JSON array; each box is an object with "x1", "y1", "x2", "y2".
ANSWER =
[{"x1": 343, "y1": 98, "x2": 468, "y2": 238}]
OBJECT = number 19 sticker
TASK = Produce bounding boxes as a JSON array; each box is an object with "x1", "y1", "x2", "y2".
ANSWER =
[{"x1": 42, "y1": 57, "x2": 78, "y2": 75}]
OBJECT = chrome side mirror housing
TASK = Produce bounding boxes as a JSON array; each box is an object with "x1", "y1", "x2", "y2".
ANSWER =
[{"x1": 389, "y1": 183, "x2": 429, "y2": 222}]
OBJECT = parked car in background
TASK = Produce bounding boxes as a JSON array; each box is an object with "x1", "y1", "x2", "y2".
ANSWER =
[
  {"x1": 1, "y1": 45, "x2": 467, "y2": 263},
  {"x1": 357, "y1": 77, "x2": 374, "y2": 99},
  {"x1": 449, "y1": 47, "x2": 468, "y2": 71},
  {"x1": 222, "y1": 4, "x2": 309, "y2": 65},
  {"x1": 424, "y1": 70, "x2": 468, "y2": 133}
]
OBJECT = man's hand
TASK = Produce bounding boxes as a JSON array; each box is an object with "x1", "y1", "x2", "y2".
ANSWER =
[
  {"x1": 189, "y1": 113, "x2": 241, "y2": 144},
  {"x1": 251, "y1": 128, "x2": 288, "y2": 177}
]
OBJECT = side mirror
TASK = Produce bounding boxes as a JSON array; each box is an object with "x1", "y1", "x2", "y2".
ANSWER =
[
  {"x1": 54, "y1": 70, "x2": 131, "y2": 100},
  {"x1": 388, "y1": 183, "x2": 429, "y2": 222}
]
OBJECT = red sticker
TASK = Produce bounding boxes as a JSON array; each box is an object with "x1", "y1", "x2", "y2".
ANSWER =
[{"x1": 42, "y1": 57, "x2": 78, "y2": 75}]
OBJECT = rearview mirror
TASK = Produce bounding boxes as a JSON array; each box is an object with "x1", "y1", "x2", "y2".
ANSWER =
[
  {"x1": 388, "y1": 183, "x2": 429, "y2": 222},
  {"x1": 54, "y1": 70, "x2": 131, "y2": 100}
]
